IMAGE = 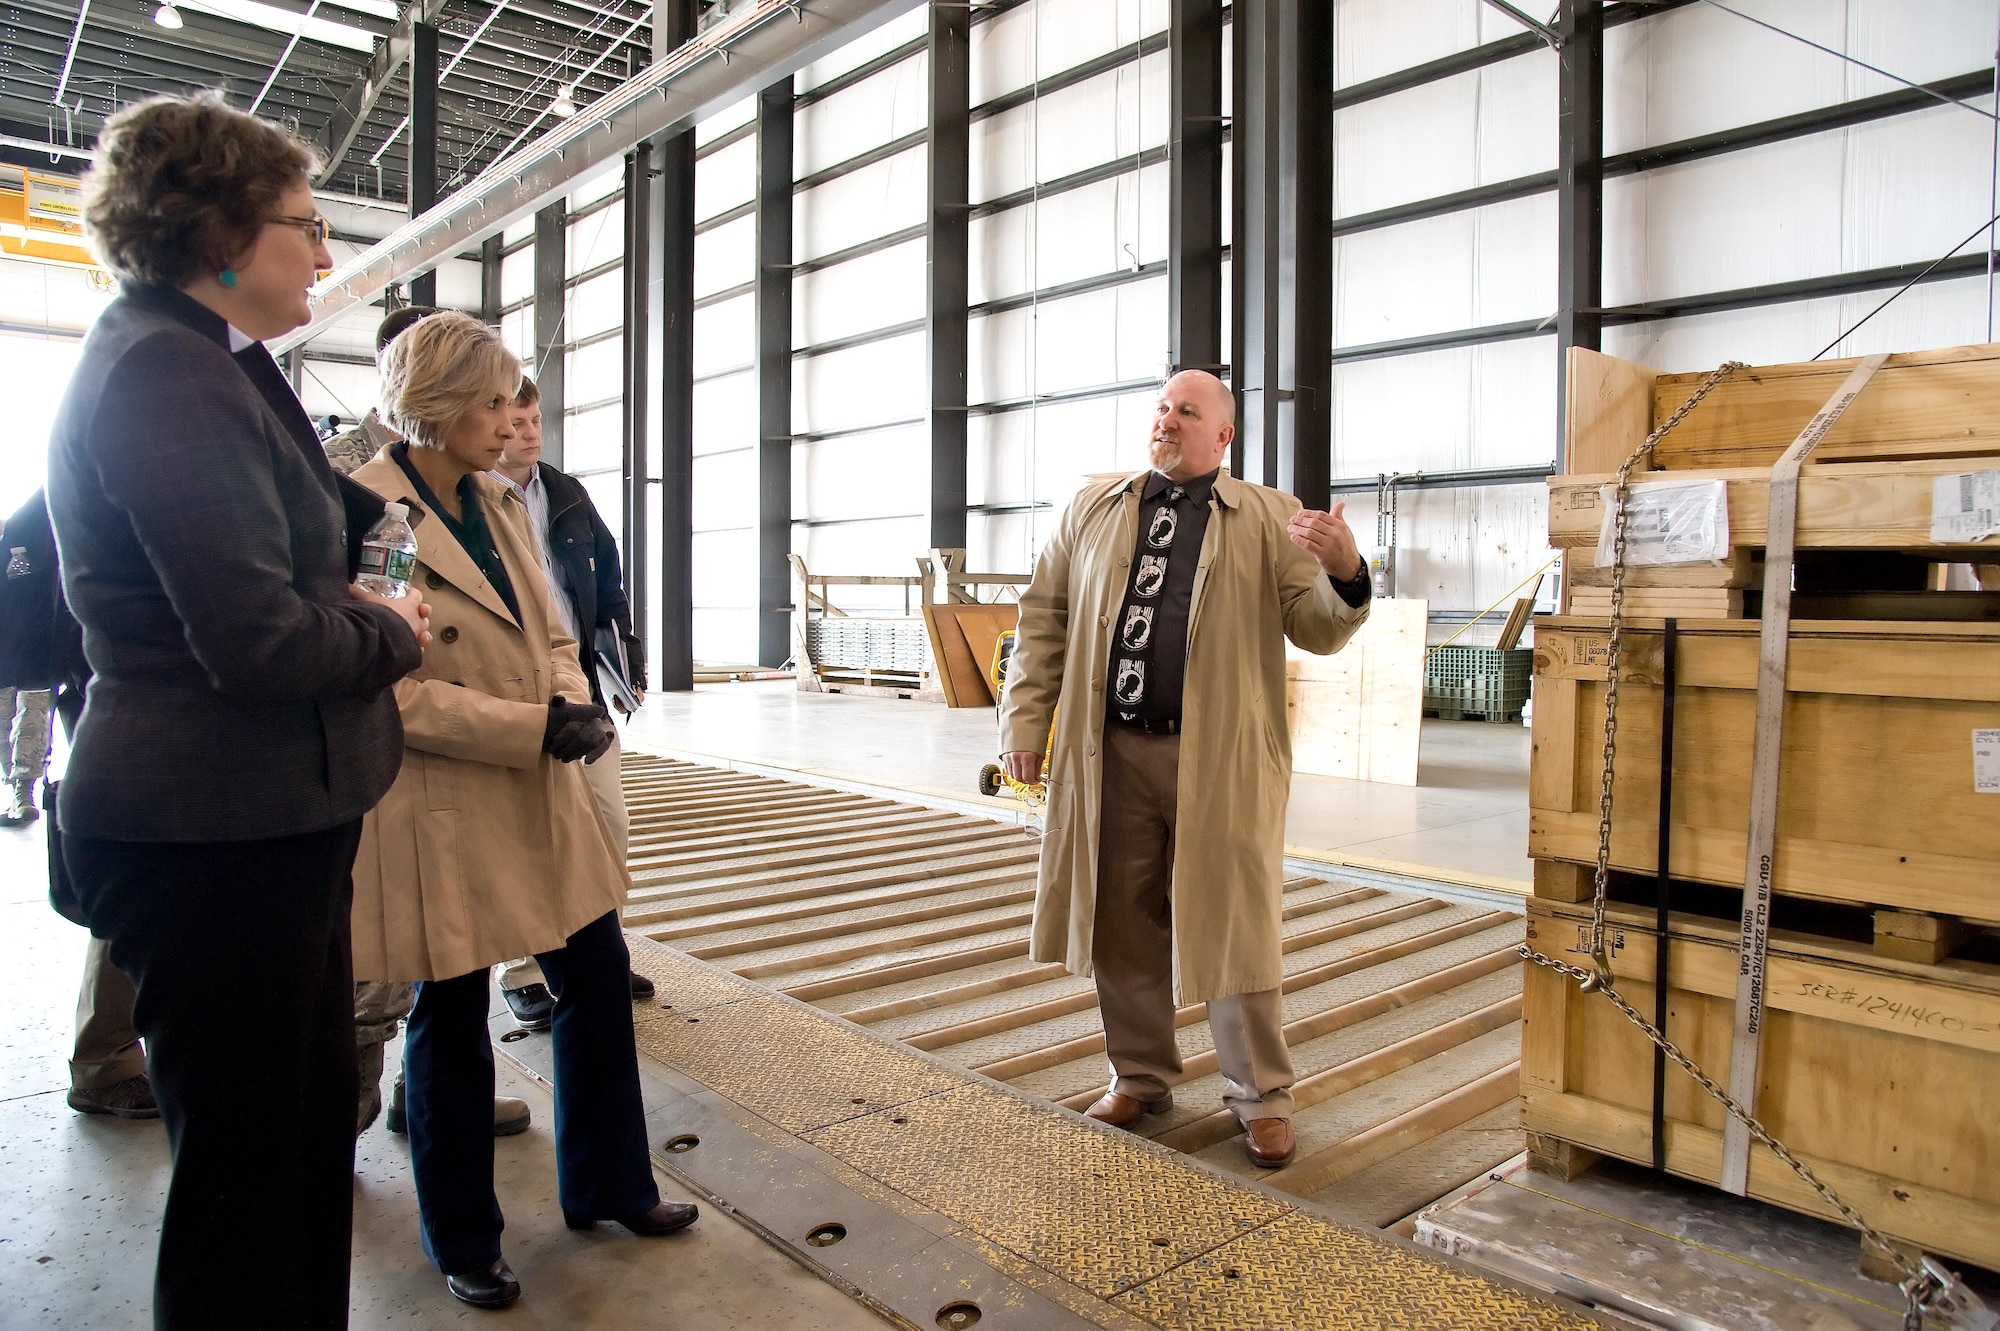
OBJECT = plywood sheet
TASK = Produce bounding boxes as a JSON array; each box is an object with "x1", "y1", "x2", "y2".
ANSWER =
[
  {"x1": 922, "y1": 603, "x2": 1019, "y2": 707},
  {"x1": 1285, "y1": 598, "x2": 1426, "y2": 786}
]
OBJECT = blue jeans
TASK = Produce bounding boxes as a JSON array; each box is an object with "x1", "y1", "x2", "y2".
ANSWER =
[{"x1": 403, "y1": 910, "x2": 659, "y2": 1274}]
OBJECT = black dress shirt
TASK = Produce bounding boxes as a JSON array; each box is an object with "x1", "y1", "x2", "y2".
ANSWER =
[
  {"x1": 1106, "y1": 469, "x2": 1217, "y2": 726},
  {"x1": 392, "y1": 444, "x2": 521, "y2": 624}
]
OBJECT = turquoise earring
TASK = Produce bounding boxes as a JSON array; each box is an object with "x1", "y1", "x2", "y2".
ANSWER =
[{"x1": 219, "y1": 268, "x2": 237, "y2": 288}]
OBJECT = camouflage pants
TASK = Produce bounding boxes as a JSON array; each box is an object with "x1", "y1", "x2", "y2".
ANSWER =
[{"x1": 354, "y1": 979, "x2": 415, "y2": 1135}]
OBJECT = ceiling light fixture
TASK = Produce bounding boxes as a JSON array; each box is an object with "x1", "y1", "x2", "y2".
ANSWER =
[
  {"x1": 153, "y1": 2, "x2": 184, "y2": 27},
  {"x1": 550, "y1": 87, "x2": 578, "y2": 118}
]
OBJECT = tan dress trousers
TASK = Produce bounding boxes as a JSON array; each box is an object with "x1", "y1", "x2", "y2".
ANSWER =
[
  {"x1": 1093, "y1": 724, "x2": 1295, "y2": 1122},
  {"x1": 71, "y1": 935, "x2": 146, "y2": 1092}
]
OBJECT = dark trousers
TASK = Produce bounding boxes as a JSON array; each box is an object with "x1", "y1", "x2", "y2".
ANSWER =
[
  {"x1": 66, "y1": 822, "x2": 363, "y2": 1331},
  {"x1": 404, "y1": 909, "x2": 659, "y2": 1275}
]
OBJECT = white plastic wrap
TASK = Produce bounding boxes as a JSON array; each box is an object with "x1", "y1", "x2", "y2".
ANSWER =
[{"x1": 1595, "y1": 477, "x2": 1731, "y2": 567}]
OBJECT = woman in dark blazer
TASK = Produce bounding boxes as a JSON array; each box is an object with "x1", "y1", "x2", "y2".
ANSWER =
[{"x1": 46, "y1": 92, "x2": 428, "y2": 1329}]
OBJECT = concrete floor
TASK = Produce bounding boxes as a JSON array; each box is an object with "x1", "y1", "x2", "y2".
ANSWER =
[
  {"x1": 623, "y1": 680, "x2": 1534, "y2": 888},
  {"x1": 0, "y1": 816, "x2": 891, "y2": 1331}
]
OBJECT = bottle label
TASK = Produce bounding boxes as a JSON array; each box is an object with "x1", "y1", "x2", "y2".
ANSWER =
[{"x1": 360, "y1": 545, "x2": 416, "y2": 582}]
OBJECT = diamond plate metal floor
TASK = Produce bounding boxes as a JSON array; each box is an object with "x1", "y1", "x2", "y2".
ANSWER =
[{"x1": 522, "y1": 753, "x2": 1605, "y2": 1329}]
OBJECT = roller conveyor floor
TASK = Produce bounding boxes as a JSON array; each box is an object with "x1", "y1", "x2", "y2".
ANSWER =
[{"x1": 550, "y1": 751, "x2": 1599, "y2": 1329}]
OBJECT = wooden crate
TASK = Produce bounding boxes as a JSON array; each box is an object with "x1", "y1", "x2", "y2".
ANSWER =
[
  {"x1": 1565, "y1": 343, "x2": 2000, "y2": 477},
  {"x1": 1284, "y1": 597, "x2": 1426, "y2": 786},
  {"x1": 1527, "y1": 617, "x2": 2000, "y2": 922},
  {"x1": 1521, "y1": 897, "x2": 2000, "y2": 1270}
]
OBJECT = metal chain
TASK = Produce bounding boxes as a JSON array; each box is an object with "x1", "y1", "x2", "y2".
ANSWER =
[
  {"x1": 1568, "y1": 357, "x2": 1744, "y2": 979},
  {"x1": 1520, "y1": 360, "x2": 1945, "y2": 1329}
]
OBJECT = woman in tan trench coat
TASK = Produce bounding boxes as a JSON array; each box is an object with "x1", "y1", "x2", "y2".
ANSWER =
[{"x1": 348, "y1": 312, "x2": 695, "y2": 1312}]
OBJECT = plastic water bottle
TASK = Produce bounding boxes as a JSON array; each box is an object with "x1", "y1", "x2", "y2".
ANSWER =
[
  {"x1": 356, "y1": 502, "x2": 418, "y2": 599},
  {"x1": 4, "y1": 548, "x2": 28, "y2": 580}
]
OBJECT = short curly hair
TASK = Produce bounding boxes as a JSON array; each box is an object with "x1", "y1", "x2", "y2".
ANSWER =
[
  {"x1": 379, "y1": 311, "x2": 521, "y2": 451},
  {"x1": 82, "y1": 91, "x2": 319, "y2": 287}
]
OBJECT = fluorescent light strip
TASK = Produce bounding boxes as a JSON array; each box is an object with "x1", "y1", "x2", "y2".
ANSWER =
[{"x1": 176, "y1": 0, "x2": 378, "y2": 52}]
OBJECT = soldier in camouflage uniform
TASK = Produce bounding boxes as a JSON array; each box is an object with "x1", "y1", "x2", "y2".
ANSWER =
[{"x1": 333, "y1": 304, "x2": 529, "y2": 1138}]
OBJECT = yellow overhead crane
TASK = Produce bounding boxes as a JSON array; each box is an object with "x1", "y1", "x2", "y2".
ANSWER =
[{"x1": 0, "y1": 165, "x2": 106, "y2": 273}]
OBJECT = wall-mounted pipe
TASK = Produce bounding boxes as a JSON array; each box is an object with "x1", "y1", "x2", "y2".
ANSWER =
[{"x1": 270, "y1": 0, "x2": 922, "y2": 355}]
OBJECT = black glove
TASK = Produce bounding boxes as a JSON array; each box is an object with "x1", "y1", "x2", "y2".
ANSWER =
[{"x1": 544, "y1": 695, "x2": 613, "y2": 764}]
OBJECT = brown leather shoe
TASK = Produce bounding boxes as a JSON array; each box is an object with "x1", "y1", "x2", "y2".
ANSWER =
[
  {"x1": 1243, "y1": 1117, "x2": 1295, "y2": 1168},
  {"x1": 1083, "y1": 1090, "x2": 1172, "y2": 1128}
]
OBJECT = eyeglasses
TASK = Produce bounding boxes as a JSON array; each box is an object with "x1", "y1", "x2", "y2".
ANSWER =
[{"x1": 268, "y1": 214, "x2": 330, "y2": 244}]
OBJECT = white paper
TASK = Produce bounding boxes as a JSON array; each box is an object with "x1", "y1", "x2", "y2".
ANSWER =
[
  {"x1": 1932, "y1": 471, "x2": 2000, "y2": 544},
  {"x1": 1596, "y1": 478, "x2": 1731, "y2": 568},
  {"x1": 1976, "y1": 729, "x2": 2000, "y2": 795}
]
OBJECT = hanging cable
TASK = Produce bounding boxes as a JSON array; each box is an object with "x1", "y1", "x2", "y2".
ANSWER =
[
  {"x1": 1811, "y1": 205, "x2": 2000, "y2": 360},
  {"x1": 1700, "y1": 0, "x2": 1997, "y2": 122}
]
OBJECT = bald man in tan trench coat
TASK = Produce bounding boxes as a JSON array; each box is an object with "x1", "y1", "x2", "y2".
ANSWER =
[{"x1": 998, "y1": 371, "x2": 1372, "y2": 1168}]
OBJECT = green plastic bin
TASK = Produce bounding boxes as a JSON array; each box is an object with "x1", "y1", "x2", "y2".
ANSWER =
[{"x1": 1424, "y1": 646, "x2": 1533, "y2": 723}]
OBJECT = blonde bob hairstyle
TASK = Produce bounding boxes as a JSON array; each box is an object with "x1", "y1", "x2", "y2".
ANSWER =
[{"x1": 378, "y1": 310, "x2": 521, "y2": 450}]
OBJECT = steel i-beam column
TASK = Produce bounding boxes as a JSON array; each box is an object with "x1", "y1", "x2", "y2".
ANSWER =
[
  {"x1": 622, "y1": 140, "x2": 653, "y2": 656},
  {"x1": 1555, "y1": 0, "x2": 1604, "y2": 468},
  {"x1": 1289, "y1": 0, "x2": 1333, "y2": 510},
  {"x1": 927, "y1": 0, "x2": 971, "y2": 552},
  {"x1": 408, "y1": 19, "x2": 439, "y2": 307},
  {"x1": 1169, "y1": 0, "x2": 1224, "y2": 377},
  {"x1": 1229, "y1": 0, "x2": 1330, "y2": 504},
  {"x1": 1230, "y1": 0, "x2": 1283, "y2": 487},
  {"x1": 654, "y1": 0, "x2": 698, "y2": 691},
  {"x1": 479, "y1": 234, "x2": 503, "y2": 322},
  {"x1": 755, "y1": 79, "x2": 795, "y2": 668},
  {"x1": 532, "y1": 200, "x2": 567, "y2": 468}
]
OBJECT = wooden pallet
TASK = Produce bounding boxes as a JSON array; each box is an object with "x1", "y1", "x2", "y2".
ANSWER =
[
  {"x1": 1521, "y1": 897, "x2": 2000, "y2": 1271},
  {"x1": 1527, "y1": 617, "x2": 2000, "y2": 921}
]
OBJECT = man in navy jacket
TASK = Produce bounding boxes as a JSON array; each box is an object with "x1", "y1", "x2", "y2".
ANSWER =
[{"x1": 490, "y1": 376, "x2": 651, "y2": 1026}]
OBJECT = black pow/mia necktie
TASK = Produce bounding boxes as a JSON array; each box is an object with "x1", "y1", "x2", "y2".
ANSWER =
[{"x1": 1110, "y1": 483, "x2": 1186, "y2": 722}]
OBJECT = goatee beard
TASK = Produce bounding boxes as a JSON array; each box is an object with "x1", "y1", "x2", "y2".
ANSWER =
[{"x1": 1148, "y1": 441, "x2": 1183, "y2": 475}]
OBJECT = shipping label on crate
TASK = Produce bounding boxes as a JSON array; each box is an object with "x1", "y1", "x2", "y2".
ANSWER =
[
  {"x1": 1596, "y1": 478, "x2": 1730, "y2": 567},
  {"x1": 1976, "y1": 729, "x2": 2000, "y2": 795},
  {"x1": 1931, "y1": 470, "x2": 2000, "y2": 544}
]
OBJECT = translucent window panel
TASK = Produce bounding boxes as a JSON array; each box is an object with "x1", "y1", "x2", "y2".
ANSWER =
[
  {"x1": 694, "y1": 293, "x2": 756, "y2": 378},
  {"x1": 564, "y1": 402, "x2": 623, "y2": 476},
  {"x1": 793, "y1": 236, "x2": 924, "y2": 348},
  {"x1": 430, "y1": 258, "x2": 484, "y2": 314},
  {"x1": 565, "y1": 337, "x2": 623, "y2": 407},
  {"x1": 1601, "y1": 100, "x2": 1995, "y2": 310},
  {"x1": 969, "y1": 52, "x2": 1167, "y2": 204},
  {"x1": 795, "y1": 7, "x2": 926, "y2": 94},
  {"x1": 799, "y1": 515, "x2": 930, "y2": 589},
  {"x1": 792, "y1": 330, "x2": 926, "y2": 437},
  {"x1": 500, "y1": 307, "x2": 533, "y2": 363},
  {"x1": 568, "y1": 200, "x2": 624, "y2": 273},
  {"x1": 500, "y1": 245, "x2": 535, "y2": 307},
  {"x1": 569, "y1": 161, "x2": 623, "y2": 211},
  {"x1": 794, "y1": 146, "x2": 927, "y2": 263},
  {"x1": 969, "y1": 390, "x2": 1156, "y2": 512},
  {"x1": 697, "y1": 94, "x2": 757, "y2": 146},
  {"x1": 970, "y1": 278, "x2": 1168, "y2": 404},
  {"x1": 693, "y1": 606, "x2": 758, "y2": 665},
  {"x1": 1330, "y1": 0, "x2": 1531, "y2": 92},
  {"x1": 692, "y1": 449, "x2": 756, "y2": 533},
  {"x1": 566, "y1": 268, "x2": 624, "y2": 341},
  {"x1": 970, "y1": 0, "x2": 1166, "y2": 106},
  {"x1": 1603, "y1": 272, "x2": 1995, "y2": 375},
  {"x1": 295, "y1": 358, "x2": 381, "y2": 429},
  {"x1": 694, "y1": 371, "x2": 756, "y2": 457},
  {"x1": 578, "y1": 470, "x2": 624, "y2": 548},
  {"x1": 966, "y1": 510, "x2": 1047, "y2": 580},
  {"x1": 1336, "y1": 482, "x2": 1553, "y2": 613},
  {"x1": 695, "y1": 213, "x2": 755, "y2": 301},
  {"x1": 1604, "y1": 0, "x2": 2000, "y2": 156},
  {"x1": 1327, "y1": 335, "x2": 1557, "y2": 477},
  {"x1": 1333, "y1": 193, "x2": 1556, "y2": 348},
  {"x1": 1332, "y1": 50, "x2": 1554, "y2": 220},
  {"x1": 794, "y1": 422, "x2": 927, "y2": 524},
  {"x1": 697, "y1": 135, "x2": 756, "y2": 223},
  {"x1": 502, "y1": 218, "x2": 534, "y2": 246},
  {"x1": 795, "y1": 51, "x2": 929, "y2": 179},
  {"x1": 967, "y1": 163, "x2": 1167, "y2": 305}
]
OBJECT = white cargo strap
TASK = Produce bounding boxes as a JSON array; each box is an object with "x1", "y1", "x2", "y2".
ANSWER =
[{"x1": 1719, "y1": 352, "x2": 1889, "y2": 1196}]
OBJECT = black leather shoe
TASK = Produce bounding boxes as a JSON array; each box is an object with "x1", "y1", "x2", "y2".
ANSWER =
[
  {"x1": 445, "y1": 1258, "x2": 520, "y2": 1310},
  {"x1": 629, "y1": 969, "x2": 655, "y2": 1001},
  {"x1": 503, "y1": 983, "x2": 555, "y2": 1031},
  {"x1": 564, "y1": 1200, "x2": 698, "y2": 1236}
]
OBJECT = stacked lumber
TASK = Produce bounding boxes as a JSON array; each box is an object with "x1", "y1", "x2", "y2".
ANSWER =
[{"x1": 1524, "y1": 343, "x2": 2000, "y2": 1265}]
